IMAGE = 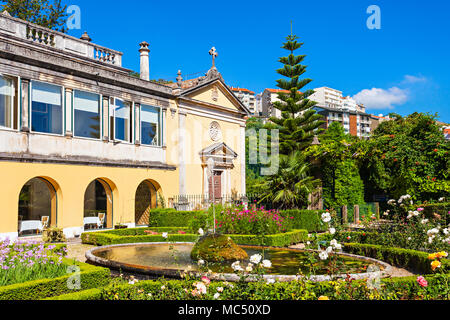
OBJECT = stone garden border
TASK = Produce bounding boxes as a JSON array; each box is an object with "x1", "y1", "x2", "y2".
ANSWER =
[{"x1": 85, "y1": 242, "x2": 393, "y2": 283}]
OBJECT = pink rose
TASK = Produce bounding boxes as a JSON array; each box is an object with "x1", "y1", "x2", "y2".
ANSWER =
[
  {"x1": 417, "y1": 276, "x2": 428, "y2": 288},
  {"x1": 417, "y1": 208, "x2": 424, "y2": 212},
  {"x1": 201, "y1": 276, "x2": 211, "y2": 286}
]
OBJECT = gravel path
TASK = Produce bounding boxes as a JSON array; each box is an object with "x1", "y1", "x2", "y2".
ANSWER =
[{"x1": 65, "y1": 238, "x2": 95, "y2": 263}]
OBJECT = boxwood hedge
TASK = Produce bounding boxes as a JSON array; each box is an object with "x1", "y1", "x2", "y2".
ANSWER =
[
  {"x1": 0, "y1": 259, "x2": 110, "y2": 300},
  {"x1": 81, "y1": 228, "x2": 308, "y2": 247},
  {"x1": 343, "y1": 243, "x2": 449, "y2": 274},
  {"x1": 281, "y1": 210, "x2": 327, "y2": 232}
]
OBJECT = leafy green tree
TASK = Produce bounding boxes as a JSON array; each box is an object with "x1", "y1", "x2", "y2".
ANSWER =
[
  {"x1": 268, "y1": 34, "x2": 324, "y2": 155},
  {"x1": 1, "y1": 0, "x2": 68, "y2": 32},
  {"x1": 356, "y1": 113, "x2": 450, "y2": 202},
  {"x1": 245, "y1": 117, "x2": 266, "y2": 194},
  {"x1": 308, "y1": 122, "x2": 364, "y2": 209}
]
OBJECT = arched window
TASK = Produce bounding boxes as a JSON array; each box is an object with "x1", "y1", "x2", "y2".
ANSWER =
[
  {"x1": 135, "y1": 180, "x2": 157, "y2": 226},
  {"x1": 84, "y1": 179, "x2": 113, "y2": 230},
  {"x1": 18, "y1": 178, "x2": 57, "y2": 236}
]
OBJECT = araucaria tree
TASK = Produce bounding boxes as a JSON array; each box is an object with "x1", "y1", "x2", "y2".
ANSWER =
[
  {"x1": 257, "y1": 34, "x2": 323, "y2": 209},
  {"x1": 269, "y1": 34, "x2": 324, "y2": 155},
  {"x1": 2, "y1": 0, "x2": 68, "y2": 32}
]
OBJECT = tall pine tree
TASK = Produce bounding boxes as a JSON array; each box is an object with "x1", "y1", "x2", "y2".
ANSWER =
[{"x1": 269, "y1": 33, "x2": 324, "y2": 155}]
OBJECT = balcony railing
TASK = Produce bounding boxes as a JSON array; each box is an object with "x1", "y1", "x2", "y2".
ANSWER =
[{"x1": 0, "y1": 13, "x2": 123, "y2": 67}]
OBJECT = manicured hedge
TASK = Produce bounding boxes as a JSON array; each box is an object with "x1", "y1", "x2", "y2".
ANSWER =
[
  {"x1": 230, "y1": 230, "x2": 308, "y2": 247},
  {"x1": 82, "y1": 232, "x2": 198, "y2": 246},
  {"x1": 148, "y1": 209, "x2": 207, "y2": 228},
  {"x1": 0, "y1": 259, "x2": 110, "y2": 300},
  {"x1": 45, "y1": 287, "x2": 104, "y2": 301},
  {"x1": 343, "y1": 243, "x2": 449, "y2": 274},
  {"x1": 281, "y1": 210, "x2": 327, "y2": 232},
  {"x1": 81, "y1": 228, "x2": 308, "y2": 247}
]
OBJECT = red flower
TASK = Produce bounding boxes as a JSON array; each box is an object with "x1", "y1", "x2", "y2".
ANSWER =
[{"x1": 434, "y1": 149, "x2": 438, "y2": 153}]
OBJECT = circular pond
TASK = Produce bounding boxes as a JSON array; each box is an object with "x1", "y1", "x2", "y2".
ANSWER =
[{"x1": 86, "y1": 243, "x2": 392, "y2": 283}]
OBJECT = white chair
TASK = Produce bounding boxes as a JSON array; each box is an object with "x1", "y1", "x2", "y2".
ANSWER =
[
  {"x1": 41, "y1": 216, "x2": 50, "y2": 229},
  {"x1": 98, "y1": 213, "x2": 106, "y2": 228}
]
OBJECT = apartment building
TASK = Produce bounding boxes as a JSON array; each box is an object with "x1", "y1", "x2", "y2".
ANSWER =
[
  {"x1": 230, "y1": 87, "x2": 256, "y2": 114},
  {"x1": 315, "y1": 106, "x2": 372, "y2": 139}
]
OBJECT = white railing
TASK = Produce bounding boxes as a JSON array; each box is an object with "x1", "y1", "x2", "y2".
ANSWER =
[{"x1": 0, "y1": 13, "x2": 123, "y2": 67}]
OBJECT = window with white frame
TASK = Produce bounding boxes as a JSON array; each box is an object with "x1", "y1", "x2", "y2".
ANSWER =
[
  {"x1": 0, "y1": 75, "x2": 18, "y2": 130},
  {"x1": 73, "y1": 90, "x2": 101, "y2": 139},
  {"x1": 31, "y1": 81, "x2": 63, "y2": 135},
  {"x1": 110, "y1": 98, "x2": 132, "y2": 142},
  {"x1": 140, "y1": 104, "x2": 160, "y2": 146}
]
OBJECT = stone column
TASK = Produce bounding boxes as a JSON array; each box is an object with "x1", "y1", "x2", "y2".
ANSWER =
[
  {"x1": 65, "y1": 88, "x2": 73, "y2": 137},
  {"x1": 161, "y1": 107, "x2": 167, "y2": 147},
  {"x1": 227, "y1": 169, "x2": 232, "y2": 196},
  {"x1": 203, "y1": 165, "x2": 209, "y2": 197},
  {"x1": 134, "y1": 103, "x2": 140, "y2": 144},
  {"x1": 240, "y1": 124, "x2": 246, "y2": 195},
  {"x1": 342, "y1": 205, "x2": 348, "y2": 225},
  {"x1": 375, "y1": 202, "x2": 380, "y2": 220},
  {"x1": 178, "y1": 110, "x2": 187, "y2": 196},
  {"x1": 161, "y1": 107, "x2": 167, "y2": 163},
  {"x1": 354, "y1": 205, "x2": 360, "y2": 224},
  {"x1": 102, "y1": 96, "x2": 109, "y2": 141},
  {"x1": 20, "y1": 79, "x2": 30, "y2": 132}
]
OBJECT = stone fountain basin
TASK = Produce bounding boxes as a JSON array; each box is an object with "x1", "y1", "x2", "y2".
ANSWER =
[{"x1": 86, "y1": 242, "x2": 393, "y2": 283}]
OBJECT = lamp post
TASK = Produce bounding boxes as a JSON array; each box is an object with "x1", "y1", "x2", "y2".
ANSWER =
[{"x1": 207, "y1": 158, "x2": 216, "y2": 234}]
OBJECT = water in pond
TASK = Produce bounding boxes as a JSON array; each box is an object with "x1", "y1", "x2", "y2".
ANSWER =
[{"x1": 93, "y1": 244, "x2": 374, "y2": 276}]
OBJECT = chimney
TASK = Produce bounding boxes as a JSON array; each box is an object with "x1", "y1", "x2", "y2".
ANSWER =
[{"x1": 139, "y1": 42, "x2": 150, "y2": 81}]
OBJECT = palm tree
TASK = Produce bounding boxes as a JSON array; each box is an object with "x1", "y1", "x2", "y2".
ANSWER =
[{"x1": 257, "y1": 152, "x2": 320, "y2": 209}]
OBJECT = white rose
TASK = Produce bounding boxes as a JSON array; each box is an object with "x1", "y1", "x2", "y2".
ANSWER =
[
  {"x1": 319, "y1": 251, "x2": 329, "y2": 261},
  {"x1": 198, "y1": 228, "x2": 205, "y2": 236},
  {"x1": 214, "y1": 293, "x2": 221, "y2": 300},
  {"x1": 329, "y1": 228, "x2": 336, "y2": 235},
  {"x1": 250, "y1": 254, "x2": 262, "y2": 265},
  {"x1": 262, "y1": 260, "x2": 272, "y2": 268},
  {"x1": 162, "y1": 233, "x2": 168, "y2": 239}
]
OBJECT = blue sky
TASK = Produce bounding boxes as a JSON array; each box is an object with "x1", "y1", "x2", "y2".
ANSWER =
[{"x1": 66, "y1": 0, "x2": 449, "y2": 122}]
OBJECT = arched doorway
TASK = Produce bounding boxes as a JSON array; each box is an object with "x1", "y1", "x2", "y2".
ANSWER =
[
  {"x1": 84, "y1": 179, "x2": 113, "y2": 230},
  {"x1": 135, "y1": 180, "x2": 158, "y2": 226},
  {"x1": 18, "y1": 177, "x2": 57, "y2": 236}
]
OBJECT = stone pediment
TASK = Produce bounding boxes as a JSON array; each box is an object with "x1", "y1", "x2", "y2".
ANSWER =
[
  {"x1": 177, "y1": 69, "x2": 251, "y2": 116},
  {"x1": 199, "y1": 143, "x2": 238, "y2": 169}
]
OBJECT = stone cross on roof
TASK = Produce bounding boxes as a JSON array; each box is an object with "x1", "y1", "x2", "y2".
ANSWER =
[{"x1": 209, "y1": 47, "x2": 218, "y2": 68}]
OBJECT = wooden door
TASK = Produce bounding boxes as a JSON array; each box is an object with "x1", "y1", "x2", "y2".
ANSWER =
[{"x1": 209, "y1": 171, "x2": 222, "y2": 200}]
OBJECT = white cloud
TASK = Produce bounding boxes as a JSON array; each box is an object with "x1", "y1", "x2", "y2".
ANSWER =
[
  {"x1": 353, "y1": 87, "x2": 409, "y2": 110},
  {"x1": 402, "y1": 75, "x2": 427, "y2": 84}
]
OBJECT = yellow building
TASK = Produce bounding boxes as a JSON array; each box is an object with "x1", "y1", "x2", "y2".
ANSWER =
[{"x1": 0, "y1": 13, "x2": 249, "y2": 240}]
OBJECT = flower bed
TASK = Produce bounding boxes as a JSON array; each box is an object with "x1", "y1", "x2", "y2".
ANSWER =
[
  {"x1": 0, "y1": 240, "x2": 68, "y2": 287},
  {"x1": 47, "y1": 271, "x2": 450, "y2": 301},
  {"x1": 81, "y1": 228, "x2": 308, "y2": 247},
  {"x1": 146, "y1": 208, "x2": 327, "y2": 234}
]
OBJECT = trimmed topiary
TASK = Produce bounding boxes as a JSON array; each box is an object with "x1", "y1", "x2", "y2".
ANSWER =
[{"x1": 191, "y1": 234, "x2": 248, "y2": 263}]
